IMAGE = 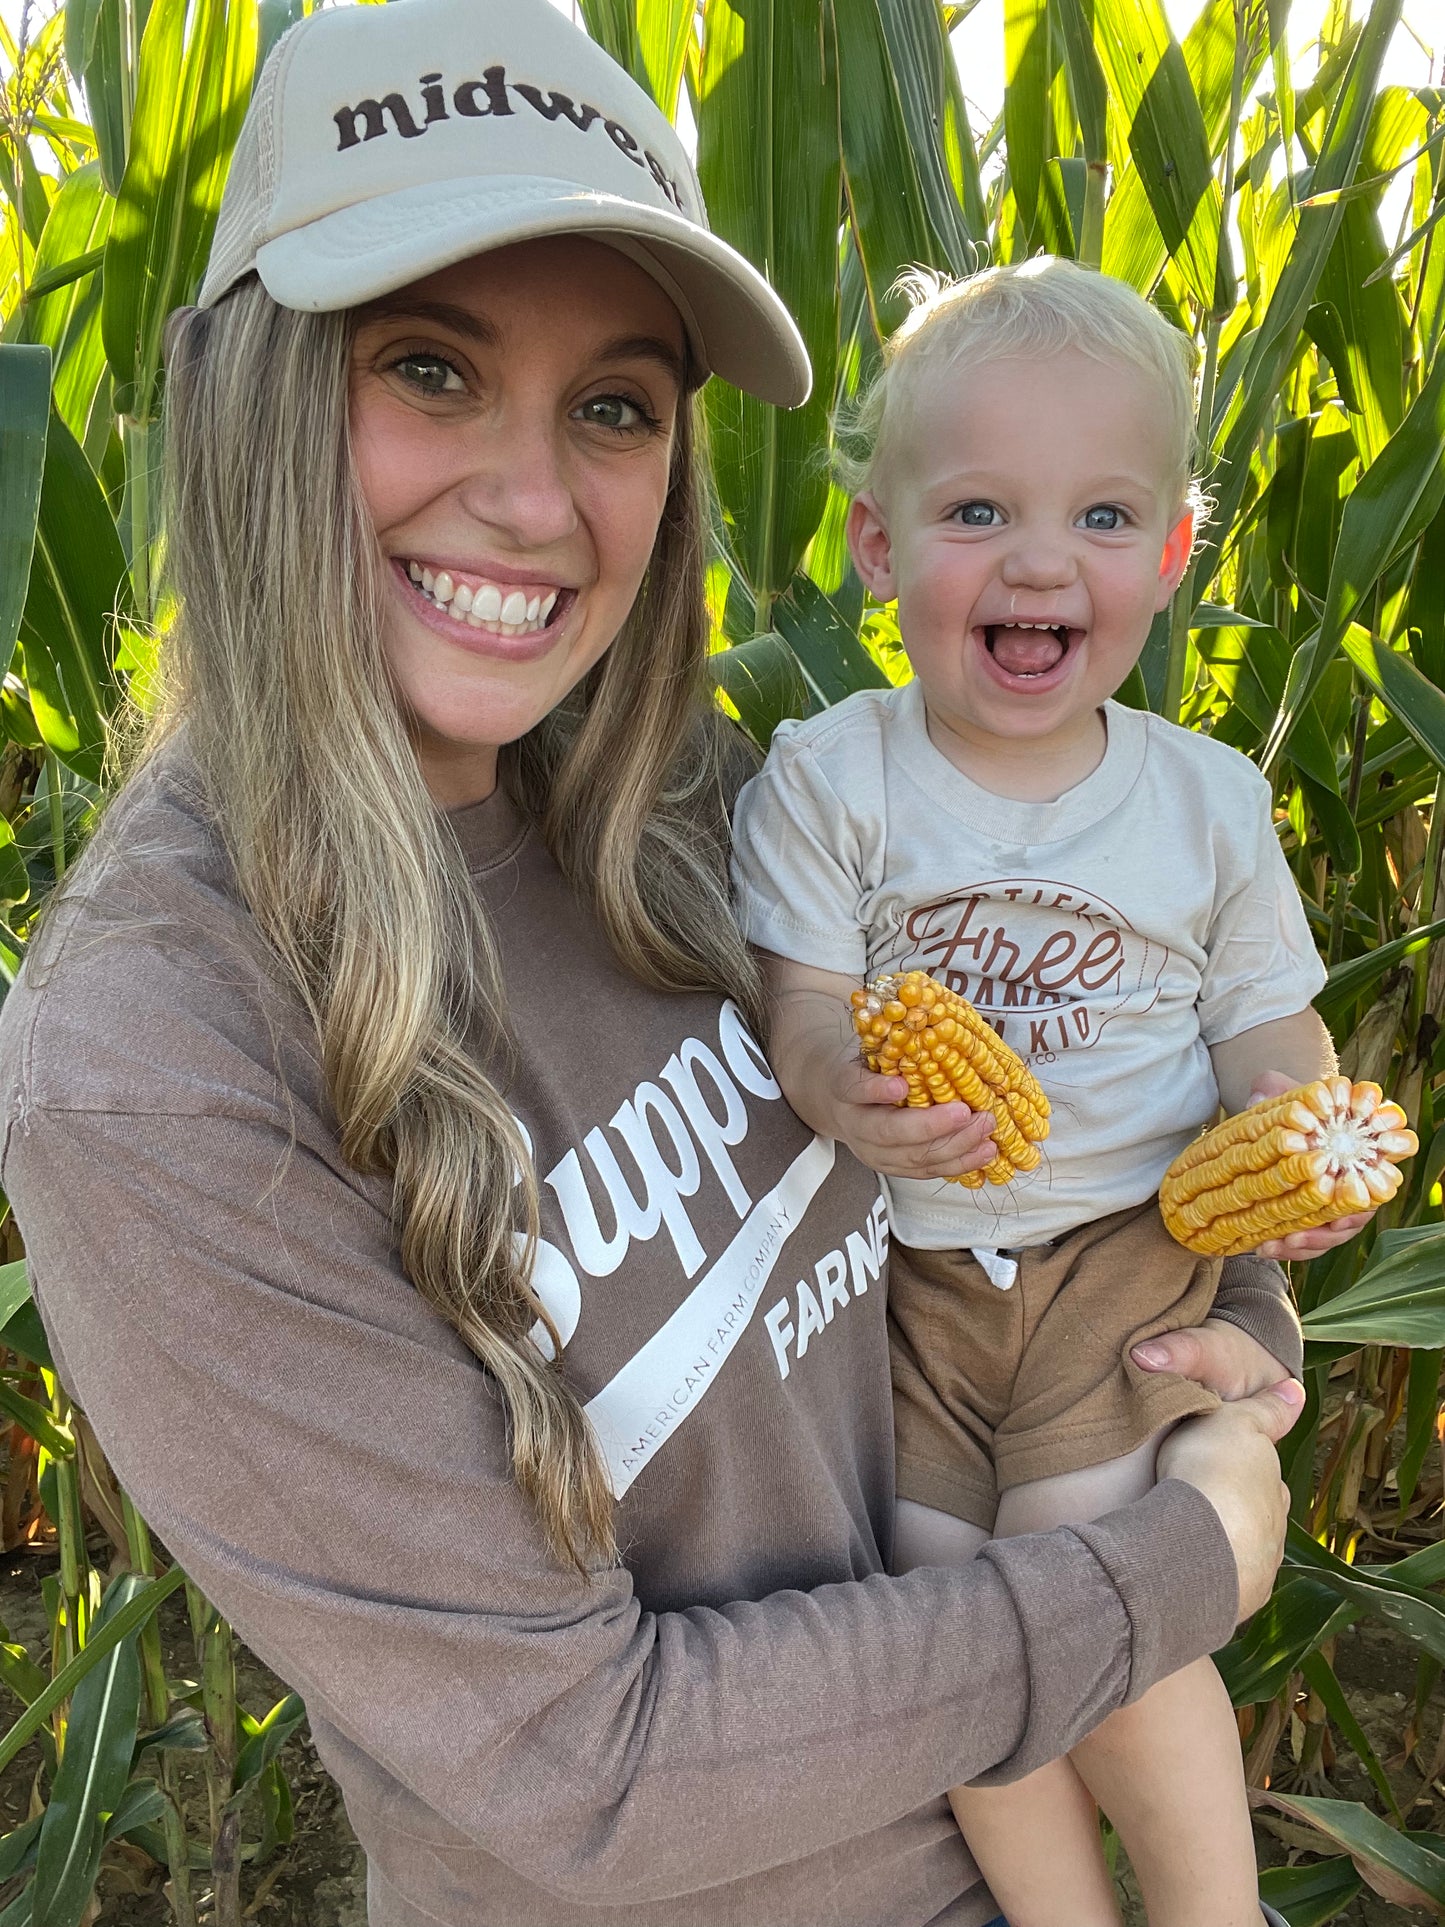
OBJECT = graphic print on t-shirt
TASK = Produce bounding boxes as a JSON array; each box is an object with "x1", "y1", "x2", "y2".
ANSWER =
[
  {"x1": 886, "y1": 878, "x2": 1170, "y2": 1065},
  {"x1": 513, "y1": 999, "x2": 887, "y2": 1498}
]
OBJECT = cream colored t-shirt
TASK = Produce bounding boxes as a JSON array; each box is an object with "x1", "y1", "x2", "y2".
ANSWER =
[{"x1": 733, "y1": 682, "x2": 1327, "y2": 1249}]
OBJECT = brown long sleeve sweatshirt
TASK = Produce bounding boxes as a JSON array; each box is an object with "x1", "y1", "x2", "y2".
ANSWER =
[{"x1": 0, "y1": 748, "x2": 1297, "y2": 1927}]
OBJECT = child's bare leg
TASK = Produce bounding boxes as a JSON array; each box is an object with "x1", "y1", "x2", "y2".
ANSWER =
[
  {"x1": 892, "y1": 1499, "x2": 1122, "y2": 1927},
  {"x1": 1071, "y1": 1654, "x2": 1257, "y2": 1927},
  {"x1": 980, "y1": 1437, "x2": 1258, "y2": 1927}
]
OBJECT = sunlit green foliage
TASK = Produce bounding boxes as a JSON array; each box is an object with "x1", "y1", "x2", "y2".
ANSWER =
[{"x1": 0, "y1": 0, "x2": 1443, "y2": 1917}]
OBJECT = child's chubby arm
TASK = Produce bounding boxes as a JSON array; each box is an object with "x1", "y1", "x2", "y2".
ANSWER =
[
  {"x1": 1208, "y1": 1007, "x2": 1375, "y2": 1263},
  {"x1": 760, "y1": 952, "x2": 1001, "y2": 1183}
]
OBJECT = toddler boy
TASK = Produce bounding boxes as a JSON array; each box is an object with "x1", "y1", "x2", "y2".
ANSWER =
[{"x1": 732, "y1": 259, "x2": 1373, "y2": 1927}]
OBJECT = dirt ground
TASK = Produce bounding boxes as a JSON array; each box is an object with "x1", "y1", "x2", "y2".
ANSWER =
[{"x1": 1, "y1": 1546, "x2": 1442, "y2": 1925}]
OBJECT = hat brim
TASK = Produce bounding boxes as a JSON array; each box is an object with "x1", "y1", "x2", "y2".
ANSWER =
[{"x1": 252, "y1": 175, "x2": 812, "y2": 408}]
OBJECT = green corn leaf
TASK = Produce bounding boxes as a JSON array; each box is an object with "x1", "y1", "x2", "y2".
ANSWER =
[
  {"x1": 102, "y1": 0, "x2": 257, "y2": 422},
  {"x1": 712, "y1": 634, "x2": 814, "y2": 748},
  {"x1": 836, "y1": 0, "x2": 975, "y2": 332},
  {"x1": 771, "y1": 575, "x2": 891, "y2": 707},
  {"x1": 837, "y1": 0, "x2": 952, "y2": 328},
  {"x1": 0, "y1": 1816, "x2": 42, "y2": 1884},
  {"x1": 1202, "y1": 0, "x2": 1403, "y2": 590},
  {"x1": 1397, "y1": 1346, "x2": 1444, "y2": 1511},
  {"x1": 18, "y1": 165, "x2": 110, "y2": 349},
  {"x1": 1100, "y1": 0, "x2": 1263, "y2": 296},
  {"x1": 131, "y1": 1708, "x2": 207, "y2": 1762},
  {"x1": 636, "y1": 0, "x2": 696, "y2": 121},
  {"x1": 16, "y1": 164, "x2": 112, "y2": 451},
  {"x1": 0, "y1": 345, "x2": 51, "y2": 685},
  {"x1": 20, "y1": 248, "x2": 105, "y2": 310},
  {"x1": 0, "y1": 1567, "x2": 185, "y2": 1781},
  {"x1": 17, "y1": 405, "x2": 131, "y2": 782},
  {"x1": 1337, "y1": 632, "x2": 1445, "y2": 774},
  {"x1": 31, "y1": 1574, "x2": 146, "y2": 1927},
  {"x1": 1308, "y1": 88, "x2": 1419, "y2": 464},
  {"x1": 0, "y1": 1384, "x2": 74, "y2": 1460},
  {"x1": 1215, "y1": 1572, "x2": 1356, "y2": 1705},
  {"x1": 576, "y1": 0, "x2": 643, "y2": 92},
  {"x1": 874, "y1": 0, "x2": 986, "y2": 255},
  {"x1": 1257, "y1": 1856, "x2": 1363, "y2": 1927},
  {"x1": 1088, "y1": 0, "x2": 1225, "y2": 308},
  {"x1": 1391, "y1": 1527, "x2": 1445, "y2": 1591},
  {"x1": 64, "y1": 0, "x2": 130, "y2": 195},
  {"x1": 101, "y1": 1779, "x2": 167, "y2": 1841},
  {"x1": 1254, "y1": 1793, "x2": 1445, "y2": 1910},
  {"x1": 1264, "y1": 348, "x2": 1445, "y2": 766},
  {"x1": 1282, "y1": 1520, "x2": 1445, "y2": 1661},
  {"x1": 577, "y1": 0, "x2": 692, "y2": 116},
  {"x1": 698, "y1": 0, "x2": 839, "y2": 608},
  {"x1": 1315, "y1": 915, "x2": 1445, "y2": 1028},
  {"x1": 0, "y1": 817, "x2": 32, "y2": 913},
  {"x1": 255, "y1": 1756, "x2": 294, "y2": 1857},
  {"x1": 231, "y1": 1692, "x2": 305, "y2": 1791},
  {"x1": 0, "y1": 1291, "x2": 46, "y2": 1372},
  {"x1": 0, "y1": 1633, "x2": 49, "y2": 1711},
  {"x1": 1002, "y1": 0, "x2": 1071, "y2": 261},
  {"x1": 0, "y1": 1260, "x2": 29, "y2": 1330},
  {"x1": 1299, "y1": 1650, "x2": 1401, "y2": 1819},
  {"x1": 1194, "y1": 602, "x2": 1270, "y2": 627},
  {"x1": 1301, "y1": 1227, "x2": 1445, "y2": 1348}
]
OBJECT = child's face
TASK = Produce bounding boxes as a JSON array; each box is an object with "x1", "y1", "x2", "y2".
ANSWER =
[{"x1": 847, "y1": 348, "x2": 1193, "y2": 760}]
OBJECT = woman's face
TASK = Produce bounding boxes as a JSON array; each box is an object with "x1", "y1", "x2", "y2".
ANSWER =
[{"x1": 349, "y1": 236, "x2": 687, "y2": 809}]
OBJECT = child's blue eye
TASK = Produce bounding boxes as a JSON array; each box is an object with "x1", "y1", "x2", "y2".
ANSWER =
[
  {"x1": 1081, "y1": 504, "x2": 1125, "y2": 531},
  {"x1": 954, "y1": 501, "x2": 999, "y2": 527}
]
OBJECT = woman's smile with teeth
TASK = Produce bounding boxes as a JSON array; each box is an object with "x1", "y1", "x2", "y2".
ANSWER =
[{"x1": 405, "y1": 560, "x2": 562, "y2": 636}]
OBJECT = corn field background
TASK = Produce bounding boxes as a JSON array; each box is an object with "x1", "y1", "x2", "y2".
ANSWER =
[{"x1": 2, "y1": 0, "x2": 1445, "y2": 1920}]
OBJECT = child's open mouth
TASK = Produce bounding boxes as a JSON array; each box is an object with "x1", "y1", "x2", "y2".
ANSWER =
[{"x1": 981, "y1": 621, "x2": 1081, "y2": 679}]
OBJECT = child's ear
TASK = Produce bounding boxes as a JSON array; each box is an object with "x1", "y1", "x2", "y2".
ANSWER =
[
  {"x1": 1154, "y1": 509, "x2": 1194, "y2": 608},
  {"x1": 847, "y1": 492, "x2": 896, "y2": 600}
]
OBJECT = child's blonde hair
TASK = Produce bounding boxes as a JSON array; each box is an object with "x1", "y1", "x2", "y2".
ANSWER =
[{"x1": 838, "y1": 257, "x2": 1203, "y2": 517}]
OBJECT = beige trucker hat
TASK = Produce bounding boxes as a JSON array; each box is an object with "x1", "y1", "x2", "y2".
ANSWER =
[{"x1": 198, "y1": 0, "x2": 811, "y2": 408}]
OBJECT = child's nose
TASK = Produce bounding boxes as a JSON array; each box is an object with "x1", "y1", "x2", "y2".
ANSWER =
[{"x1": 1000, "y1": 534, "x2": 1078, "y2": 590}]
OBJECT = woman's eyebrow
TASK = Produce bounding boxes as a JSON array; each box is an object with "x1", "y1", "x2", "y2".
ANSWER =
[
  {"x1": 355, "y1": 307, "x2": 684, "y2": 385},
  {"x1": 360, "y1": 297, "x2": 501, "y2": 345},
  {"x1": 592, "y1": 334, "x2": 688, "y2": 384}
]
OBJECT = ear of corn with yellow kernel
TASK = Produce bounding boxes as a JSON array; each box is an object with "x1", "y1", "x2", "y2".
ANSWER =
[
  {"x1": 849, "y1": 970, "x2": 1050, "y2": 1186},
  {"x1": 1159, "y1": 1077, "x2": 1417, "y2": 1256}
]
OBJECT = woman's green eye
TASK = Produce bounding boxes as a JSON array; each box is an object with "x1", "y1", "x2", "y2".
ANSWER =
[
  {"x1": 577, "y1": 394, "x2": 658, "y2": 432},
  {"x1": 956, "y1": 501, "x2": 998, "y2": 527},
  {"x1": 396, "y1": 355, "x2": 463, "y2": 396},
  {"x1": 1082, "y1": 504, "x2": 1124, "y2": 531}
]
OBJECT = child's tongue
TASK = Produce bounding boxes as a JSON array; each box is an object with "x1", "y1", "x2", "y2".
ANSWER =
[{"x1": 989, "y1": 624, "x2": 1065, "y2": 677}]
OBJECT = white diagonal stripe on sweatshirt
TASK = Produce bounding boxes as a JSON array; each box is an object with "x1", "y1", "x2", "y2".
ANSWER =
[{"x1": 585, "y1": 1134, "x2": 836, "y2": 1496}]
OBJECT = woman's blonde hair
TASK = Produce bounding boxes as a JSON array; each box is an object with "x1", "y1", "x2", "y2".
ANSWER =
[
  {"x1": 837, "y1": 257, "x2": 1203, "y2": 515},
  {"x1": 150, "y1": 279, "x2": 761, "y2": 1571}
]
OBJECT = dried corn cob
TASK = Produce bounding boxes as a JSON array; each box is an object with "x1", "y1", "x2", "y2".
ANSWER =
[
  {"x1": 1160, "y1": 1077, "x2": 1417, "y2": 1257},
  {"x1": 849, "y1": 971, "x2": 1050, "y2": 1186}
]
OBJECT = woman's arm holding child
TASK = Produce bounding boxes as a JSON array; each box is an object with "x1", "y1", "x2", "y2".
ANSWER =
[{"x1": 1208, "y1": 1007, "x2": 1376, "y2": 1263}]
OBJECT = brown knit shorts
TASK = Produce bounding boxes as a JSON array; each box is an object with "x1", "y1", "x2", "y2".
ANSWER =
[{"x1": 890, "y1": 1200, "x2": 1222, "y2": 1530}]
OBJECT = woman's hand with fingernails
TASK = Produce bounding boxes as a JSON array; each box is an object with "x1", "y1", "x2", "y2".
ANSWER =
[{"x1": 1155, "y1": 1378, "x2": 1304, "y2": 1620}]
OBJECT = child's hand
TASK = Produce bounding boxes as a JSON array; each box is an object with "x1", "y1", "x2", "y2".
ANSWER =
[
  {"x1": 825, "y1": 1038, "x2": 1001, "y2": 1183},
  {"x1": 1242, "y1": 1071, "x2": 1377, "y2": 1262}
]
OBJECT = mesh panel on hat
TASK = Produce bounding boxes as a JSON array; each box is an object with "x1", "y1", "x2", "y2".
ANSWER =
[{"x1": 200, "y1": 39, "x2": 283, "y2": 305}]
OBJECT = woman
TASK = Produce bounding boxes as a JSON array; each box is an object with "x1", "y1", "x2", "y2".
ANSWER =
[{"x1": 0, "y1": 2, "x2": 1302, "y2": 1923}]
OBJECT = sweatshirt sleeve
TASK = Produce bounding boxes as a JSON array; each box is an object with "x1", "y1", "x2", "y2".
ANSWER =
[
  {"x1": 1208, "y1": 1251, "x2": 1304, "y2": 1378},
  {"x1": 1, "y1": 1094, "x2": 1241, "y2": 1906}
]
